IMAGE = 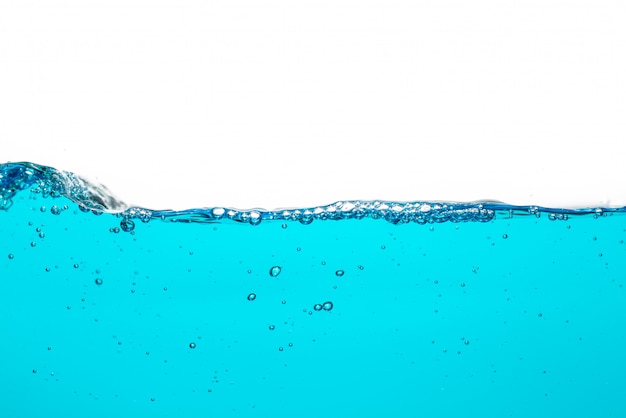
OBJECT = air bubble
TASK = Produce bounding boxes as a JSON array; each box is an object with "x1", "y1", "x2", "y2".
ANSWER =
[
  {"x1": 269, "y1": 266, "x2": 282, "y2": 277},
  {"x1": 189, "y1": 342, "x2": 197, "y2": 349},
  {"x1": 269, "y1": 325, "x2": 275, "y2": 331},
  {"x1": 322, "y1": 301, "x2": 334, "y2": 311},
  {"x1": 335, "y1": 270, "x2": 344, "y2": 277},
  {"x1": 95, "y1": 278, "x2": 103, "y2": 285},
  {"x1": 249, "y1": 211, "x2": 261, "y2": 226},
  {"x1": 73, "y1": 264, "x2": 79, "y2": 269},
  {"x1": 247, "y1": 293, "x2": 257, "y2": 301},
  {"x1": 281, "y1": 223, "x2": 287, "y2": 229},
  {"x1": 502, "y1": 234, "x2": 508, "y2": 239},
  {"x1": 50, "y1": 206, "x2": 61, "y2": 215},
  {"x1": 30, "y1": 242, "x2": 36, "y2": 247},
  {"x1": 278, "y1": 347, "x2": 284, "y2": 351},
  {"x1": 358, "y1": 265, "x2": 364, "y2": 270},
  {"x1": 7, "y1": 254, "x2": 14, "y2": 260},
  {"x1": 39, "y1": 232, "x2": 45, "y2": 238},
  {"x1": 120, "y1": 219, "x2": 135, "y2": 232},
  {"x1": 40, "y1": 206, "x2": 46, "y2": 212},
  {"x1": 313, "y1": 304, "x2": 323, "y2": 311}
]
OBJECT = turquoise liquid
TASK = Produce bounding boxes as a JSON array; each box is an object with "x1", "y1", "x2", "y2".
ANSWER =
[{"x1": 1, "y1": 162, "x2": 625, "y2": 417}]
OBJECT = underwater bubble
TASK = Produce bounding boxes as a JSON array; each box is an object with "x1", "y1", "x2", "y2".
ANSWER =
[
  {"x1": 313, "y1": 304, "x2": 323, "y2": 311},
  {"x1": 281, "y1": 300, "x2": 286, "y2": 304},
  {"x1": 288, "y1": 343, "x2": 293, "y2": 347},
  {"x1": 32, "y1": 369, "x2": 37, "y2": 374},
  {"x1": 249, "y1": 211, "x2": 262, "y2": 226},
  {"x1": 335, "y1": 270, "x2": 345, "y2": 277},
  {"x1": 30, "y1": 242, "x2": 36, "y2": 247},
  {"x1": 502, "y1": 234, "x2": 508, "y2": 239},
  {"x1": 40, "y1": 206, "x2": 46, "y2": 212},
  {"x1": 73, "y1": 263, "x2": 79, "y2": 269},
  {"x1": 269, "y1": 266, "x2": 282, "y2": 277},
  {"x1": 50, "y1": 205, "x2": 61, "y2": 215},
  {"x1": 538, "y1": 313, "x2": 543, "y2": 317},
  {"x1": 358, "y1": 265, "x2": 364, "y2": 270},
  {"x1": 278, "y1": 347, "x2": 284, "y2": 351},
  {"x1": 269, "y1": 325, "x2": 275, "y2": 331},
  {"x1": 464, "y1": 340, "x2": 470, "y2": 345},
  {"x1": 120, "y1": 219, "x2": 135, "y2": 232},
  {"x1": 38, "y1": 232, "x2": 45, "y2": 238},
  {"x1": 322, "y1": 301, "x2": 334, "y2": 311},
  {"x1": 95, "y1": 278, "x2": 103, "y2": 285},
  {"x1": 189, "y1": 342, "x2": 197, "y2": 349},
  {"x1": 7, "y1": 254, "x2": 14, "y2": 260},
  {"x1": 247, "y1": 293, "x2": 257, "y2": 301},
  {"x1": 281, "y1": 223, "x2": 287, "y2": 229}
]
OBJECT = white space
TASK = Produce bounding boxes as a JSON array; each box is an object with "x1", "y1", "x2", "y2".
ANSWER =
[{"x1": 2, "y1": 1, "x2": 625, "y2": 210}]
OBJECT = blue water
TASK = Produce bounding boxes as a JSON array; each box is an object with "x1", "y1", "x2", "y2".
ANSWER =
[{"x1": 1, "y1": 162, "x2": 625, "y2": 417}]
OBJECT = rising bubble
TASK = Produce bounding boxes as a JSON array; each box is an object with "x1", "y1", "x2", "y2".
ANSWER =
[{"x1": 269, "y1": 266, "x2": 282, "y2": 277}]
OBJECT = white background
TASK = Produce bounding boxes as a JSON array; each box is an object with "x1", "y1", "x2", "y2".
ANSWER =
[{"x1": 2, "y1": 0, "x2": 625, "y2": 210}]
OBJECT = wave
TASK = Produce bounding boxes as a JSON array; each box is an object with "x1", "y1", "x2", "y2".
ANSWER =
[{"x1": 1, "y1": 161, "x2": 623, "y2": 226}]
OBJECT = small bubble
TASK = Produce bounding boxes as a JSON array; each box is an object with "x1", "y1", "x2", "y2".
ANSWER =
[
  {"x1": 208, "y1": 389, "x2": 212, "y2": 393},
  {"x1": 8, "y1": 254, "x2": 14, "y2": 260},
  {"x1": 45, "y1": 267, "x2": 50, "y2": 272},
  {"x1": 321, "y1": 260, "x2": 326, "y2": 266},
  {"x1": 538, "y1": 313, "x2": 543, "y2": 317},
  {"x1": 73, "y1": 264, "x2": 79, "y2": 269},
  {"x1": 39, "y1": 232, "x2": 45, "y2": 238},
  {"x1": 95, "y1": 278, "x2": 103, "y2": 285},
  {"x1": 296, "y1": 247, "x2": 301, "y2": 252},
  {"x1": 502, "y1": 234, "x2": 508, "y2": 239},
  {"x1": 281, "y1": 300, "x2": 286, "y2": 304},
  {"x1": 40, "y1": 206, "x2": 46, "y2": 212},
  {"x1": 247, "y1": 293, "x2": 257, "y2": 301},
  {"x1": 163, "y1": 287, "x2": 168, "y2": 291},
  {"x1": 381, "y1": 244, "x2": 386, "y2": 250},
  {"x1": 313, "y1": 303, "x2": 323, "y2": 311},
  {"x1": 269, "y1": 266, "x2": 282, "y2": 277},
  {"x1": 268, "y1": 325, "x2": 275, "y2": 331},
  {"x1": 278, "y1": 347, "x2": 284, "y2": 352},
  {"x1": 460, "y1": 283, "x2": 466, "y2": 288},
  {"x1": 50, "y1": 206, "x2": 61, "y2": 215},
  {"x1": 247, "y1": 269, "x2": 252, "y2": 274},
  {"x1": 288, "y1": 342, "x2": 293, "y2": 347},
  {"x1": 30, "y1": 242, "x2": 36, "y2": 247},
  {"x1": 66, "y1": 305, "x2": 71, "y2": 310},
  {"x1": 335, "y1": 269, "x2": 345, "y2": 277},
  {"x1": 151, "y1": 397, "x2": 155, "y2": 402},
  {"x1": 433, "y1": 279, "x2": 439, "y2": 284},
  {"x1": 322, "y1": 301, "x2": 334, "y2": 311},
  {"x1": 32, "y1": 369, "x2": 37, "y2": 374},
  {"x1": 281, "y1": 223, "x2": 287, "y2": 229},
  {"x1": 358, "y1": 265, "x2": 365, "y2": 270},
  {"x1": 189, "y1": 342, "x2": 197, "y2": 349},
  {"x1": 464, "y1": 340, "x2": 470, "y2": 345}
]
